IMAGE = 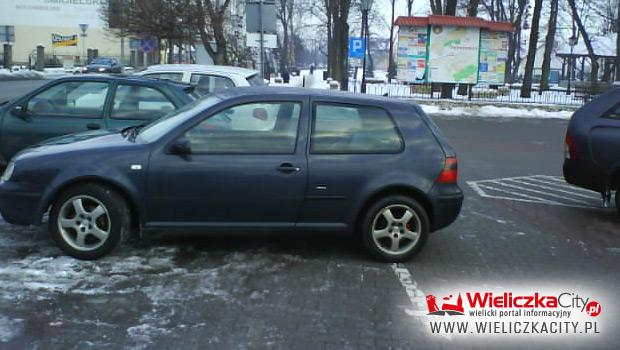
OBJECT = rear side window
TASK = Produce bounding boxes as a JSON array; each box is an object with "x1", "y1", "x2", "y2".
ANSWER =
[
  {"x1": 246, "y1": 73, "x2": 264, "y2": 86},
  {"x1": 190, "y1": 74, "x2": 235, "y2": 94},
  {"x1": 111, "y1": 84, "x2": 176, "y2": 120},
  {"x1": 311, "y1": 104, "x2": 403, "y2": 154},
  {"x1": 603, "y1": 103, "x2": 620, "y2": 119}
]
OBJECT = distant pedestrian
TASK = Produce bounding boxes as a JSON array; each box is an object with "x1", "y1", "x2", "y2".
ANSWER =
[{"x1": 303, "y1": 65, "x2": 318, "y2": 88}]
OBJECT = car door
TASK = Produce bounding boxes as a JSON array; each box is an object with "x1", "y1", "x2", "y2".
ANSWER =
[
  {"x1": 146, "y1": 98, "x2": 308, "y2": 227},
  {"x1": 0, "y1": 80, "x2": 110, "y2": 161},
  {"x1": 105, "y1": 83, "x2": 179, "y2": 130},
  {"x1": 299, "y1": 101, "x2": 405, "y2": 227}
]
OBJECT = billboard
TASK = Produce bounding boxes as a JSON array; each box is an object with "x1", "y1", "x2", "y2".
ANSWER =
[
  {"x1": 396, "y1": 26, "x2": 428, "y2": 82},
  {"x1": 478, "y1": 30, "x2": 509, "y2": 84},
  {"x1": 52, "y1": 33, "x2": 78, "y2": 48},
  {"x1": 427, "y1": 25, "x2": 480, "y2": 84}
]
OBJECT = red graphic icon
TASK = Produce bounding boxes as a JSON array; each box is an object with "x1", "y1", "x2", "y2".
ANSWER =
[
  {"x1": 585, "y1": 301, "x2": 602, "y2": 317},
  {"x1": 426, "y1": 293, "x2": 464, "y2": 315}
]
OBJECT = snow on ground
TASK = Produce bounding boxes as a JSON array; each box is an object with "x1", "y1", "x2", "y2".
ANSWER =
[
  {"x1": 0, "y1": 68, "x2": 70, "y2": 80},
  {"x1": 420, "y1": 104, "x2": 574, "y2": 119}
]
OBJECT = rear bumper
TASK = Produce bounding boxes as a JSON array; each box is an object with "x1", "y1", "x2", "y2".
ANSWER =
[
  {"x1": 429, "y1": 184, "x2": 463, "y2": 232},
  {"x1": 0, "y1": 181, "x2": 42, "y2": 225},
  {"x1": 563, "y1": 159, "x2": 606, "y2": 192}
]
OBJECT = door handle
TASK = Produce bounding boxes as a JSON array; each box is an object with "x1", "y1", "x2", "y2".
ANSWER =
[
  {"x1": 276, "y1": 163, "x2": 300, "y2": 173},
  {"x1": 87, "y1": 123, "x2": 101, "y2": 130}
]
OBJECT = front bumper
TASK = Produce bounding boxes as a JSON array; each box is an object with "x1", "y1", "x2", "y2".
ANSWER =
[
  {"x1": 429, "y1": 184, "x2": 463, "y2": 232},
  {"x1": 0, "y1": 181, "x2": 43, "y2": 225}
]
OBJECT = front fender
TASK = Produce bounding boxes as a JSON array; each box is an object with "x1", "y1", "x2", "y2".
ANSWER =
[{"x1": 36, "y1": 163, "x2": 147, "y2": 224}]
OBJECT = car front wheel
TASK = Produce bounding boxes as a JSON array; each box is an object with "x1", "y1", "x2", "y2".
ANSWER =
[
  {"x1": 361, "y1": 195, "x2": 429, "y2": 262},
  {"x1": 49, "y1": 183, "x2": 130, "y2": 260}
]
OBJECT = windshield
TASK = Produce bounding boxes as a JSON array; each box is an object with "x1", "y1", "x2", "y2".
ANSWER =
[
  {"x1": 90, "y1": 58, "x2": 113, "y2": 65},
  {"x1": 246, "y1": 73, "x2": 264, "y2": 86},
  {"x1": 138, "y1": 95, "x2": 221, "y2": 143}
]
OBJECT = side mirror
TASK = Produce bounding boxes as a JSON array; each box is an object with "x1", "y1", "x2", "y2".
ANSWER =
[
  {"x1": 169, "y1": 137, "x2": 192, "y2": 156},
  {"x1": 10, "y1": 105, "x2": 28, "y2": 119}
]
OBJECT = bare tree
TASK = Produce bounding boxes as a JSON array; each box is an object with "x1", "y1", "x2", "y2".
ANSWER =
[
  {"x1": 277, "y1": 0, "x2": 295, "y2": 72},
  {"x1": 195, "y1": 0, "x2": 233, "y2": 65},
  {"x1": 539, "y1": 0, "x2": 558, "y2": 92},
  {"x1": 567, "y1": 0, "x2": 600, "y2": 85},
  {"x1": 616, "y1": 0, "x2": 620, "y2": 81},
  {"x1": 407, "y1": 0, "x2": 414, "y2": 16},
  {"x1": 387, "y1": 0, "x2": 396, "y2": 82},
  {"x1": 520, "y1": 0, "x2": 542, "y2": 98}
]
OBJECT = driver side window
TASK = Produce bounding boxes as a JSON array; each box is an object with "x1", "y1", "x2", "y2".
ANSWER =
[
  {"x1": 26, "y1": 81, "x2": 108, "y2": 118},
  {"x1": 184, "y1": 102, "x2": 301, "y2": 154}
]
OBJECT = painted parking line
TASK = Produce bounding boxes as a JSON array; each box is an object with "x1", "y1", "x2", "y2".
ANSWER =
[{"x1": 467, "y1": 175, "x2": 602, "y2": 209}]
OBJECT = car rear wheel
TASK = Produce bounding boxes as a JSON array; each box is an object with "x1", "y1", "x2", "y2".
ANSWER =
[
  {"x1": 50, "y1": 184, "x2": 130, "y2": 260},
  {"x1": 361, "y1": 195, "x2": 429, "y2": 262}
]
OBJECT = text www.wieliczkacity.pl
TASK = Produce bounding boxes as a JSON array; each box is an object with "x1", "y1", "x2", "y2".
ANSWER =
[{"x1": 429, "y1": 321, "x2": 600, "y2": 335}]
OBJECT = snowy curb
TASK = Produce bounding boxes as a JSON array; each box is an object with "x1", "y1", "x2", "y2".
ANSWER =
[{"x1": 402, "y1": 99, "x2": 578, "y2": 120}]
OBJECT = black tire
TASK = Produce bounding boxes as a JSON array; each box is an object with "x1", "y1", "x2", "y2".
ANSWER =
[
  {"x1": 361, "y1": 195, "x2": 430, "y2": 262},
  {"x1": 49, "y1": 183, "x2": 131, "y2": 260}
]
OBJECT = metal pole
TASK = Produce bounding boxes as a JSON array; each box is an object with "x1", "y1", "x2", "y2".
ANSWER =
[
  {"x1": 361, "y1": 9, "x2": 368, "y2": 93},
  {"x1": 259, "y1": 0, "x2": 265, "y2": 80}
]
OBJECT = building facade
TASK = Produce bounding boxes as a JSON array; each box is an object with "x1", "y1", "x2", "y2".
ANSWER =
[{"x1": 0, "y1": 0, "x2": 127, "y2": 66}]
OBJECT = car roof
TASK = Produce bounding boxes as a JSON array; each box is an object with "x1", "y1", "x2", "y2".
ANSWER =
[
  {"x1": 52, "y1": 74, "x2": 192, "y2": 89},
  {"x1": 141, "y1": 64, "x2": 258, "y2": 77},
  {"x1": 213, "y1": 86, "x2": 414, "y2": 107}
]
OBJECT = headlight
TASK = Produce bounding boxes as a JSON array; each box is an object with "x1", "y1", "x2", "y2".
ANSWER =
[
  {"x1": 98, "y1": 67, "x2": 106, "y2": 72},
  {"x1": 1, "y1": 162, "x2": 14, "y2": 182}
]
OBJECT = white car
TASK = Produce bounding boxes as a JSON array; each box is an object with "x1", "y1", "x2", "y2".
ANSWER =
[{"x1": 135, "y1": 64, "x2": 263, "y2": 94}]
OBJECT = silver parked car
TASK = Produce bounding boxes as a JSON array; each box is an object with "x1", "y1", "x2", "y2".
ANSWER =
[{"x1": 135, "y1": 64, "x2": 264, "y2": 95}]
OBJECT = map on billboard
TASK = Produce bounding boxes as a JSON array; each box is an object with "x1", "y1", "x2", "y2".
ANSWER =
[
  {"x1": 427, "y1": 25, "x2": 480, "y2": 84},
  {"x1": 396, "y1": 26, "x2": 428, "y2": 82},
  {"x1": 478, "y1": 30, "x2": 509, "y2": 84}
]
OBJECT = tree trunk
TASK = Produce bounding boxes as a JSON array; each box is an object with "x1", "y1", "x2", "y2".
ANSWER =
[
  {"x1": 568, "y1": 0, "x2": 599, "y2": 86},
  {"x1": 616, "y1": 0, "x2": 620, "y2": 81},
  {"x1": 387, "y1": 0, "x2": 396, "y2": 82},
  {"x1": 407, "y1": 0, "x2": 413, "y2": 16},
  {"x1": 520, "y1": 0, "x2": 543, "y2": 98},
  {"x1": 539, "y1": 0, "x2": 558, "y2": 92}
]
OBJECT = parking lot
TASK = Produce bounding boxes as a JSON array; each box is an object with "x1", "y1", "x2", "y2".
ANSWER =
[{"x1": 0, "y1": 81, "x2": 619, "y2": 349}]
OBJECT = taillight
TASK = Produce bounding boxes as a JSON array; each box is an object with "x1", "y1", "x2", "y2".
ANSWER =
[
  {"x1": 565, "y1": 130, "x2": 577, "y2": 160},
  {"x1": 436, "y1": 156, "x2": 458, "y2": 184}
]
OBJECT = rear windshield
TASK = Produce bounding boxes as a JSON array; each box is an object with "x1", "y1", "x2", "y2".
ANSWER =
[
  {"x1": 246, "y1": 73, "x2": 264, "y2": 86},
  {"x1": 91, "y1": 58, "x2": 113, "y2": 65}
]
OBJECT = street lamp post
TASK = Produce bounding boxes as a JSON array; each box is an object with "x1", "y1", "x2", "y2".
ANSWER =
[{"x1": 360, "y1": 0, "x2": 373, "y2": 93}]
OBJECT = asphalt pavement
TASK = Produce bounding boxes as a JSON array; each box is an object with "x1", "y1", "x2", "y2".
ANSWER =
[{"x1": 0, "y1": 80, "x2": 618, "y2": 349}]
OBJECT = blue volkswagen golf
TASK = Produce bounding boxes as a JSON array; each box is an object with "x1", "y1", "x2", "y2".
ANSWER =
[{"x1": 0, "y1": 87, "x2": 462, "y2": 262}]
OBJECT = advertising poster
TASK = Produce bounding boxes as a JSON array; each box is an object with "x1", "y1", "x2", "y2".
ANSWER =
[
  {"x1": 479, "y1": 30, "x2": 509, "y2": 84},
  {"x1": 396, "y1": 26, "x2": 428, "y2": 82},
  {"x1": 427, "y1": 25, "x2": 480, "y2": 84}
]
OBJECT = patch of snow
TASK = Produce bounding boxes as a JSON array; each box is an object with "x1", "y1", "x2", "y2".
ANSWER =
[{"x1": 421, "y1": 104, "x2": 574, "y2": 119}]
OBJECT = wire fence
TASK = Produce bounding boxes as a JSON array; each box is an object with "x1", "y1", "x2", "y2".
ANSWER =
[{"x1": 348, "y1": 81, "x2": 607, "y2": 107}]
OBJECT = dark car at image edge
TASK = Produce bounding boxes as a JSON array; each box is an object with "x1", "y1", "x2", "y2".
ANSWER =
[
  {"x1": 0, "y1": 87, "x2": 463, "y2": 262},
  {"x1": 563, "y1": 87, "x2": 620, "y2": 213}
]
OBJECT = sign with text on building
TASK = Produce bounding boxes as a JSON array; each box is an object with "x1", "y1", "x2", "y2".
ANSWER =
[
  {"x1": 478, "y1": 30, "x2": 509, "y2": 85},
  {"x1": 52, "y1": 33, "x2": 78, "y2": 48},
  {"x1": 427, "y1": 25, "x2": 480, "y2": 84},
  {"x1": 396, "y1": 26, "x2": 428, "y2": 82}
]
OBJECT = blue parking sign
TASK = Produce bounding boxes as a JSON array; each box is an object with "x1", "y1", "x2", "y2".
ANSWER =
[{"x1": 348, "y1": 37, "x2": 365, "y2": 59}]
